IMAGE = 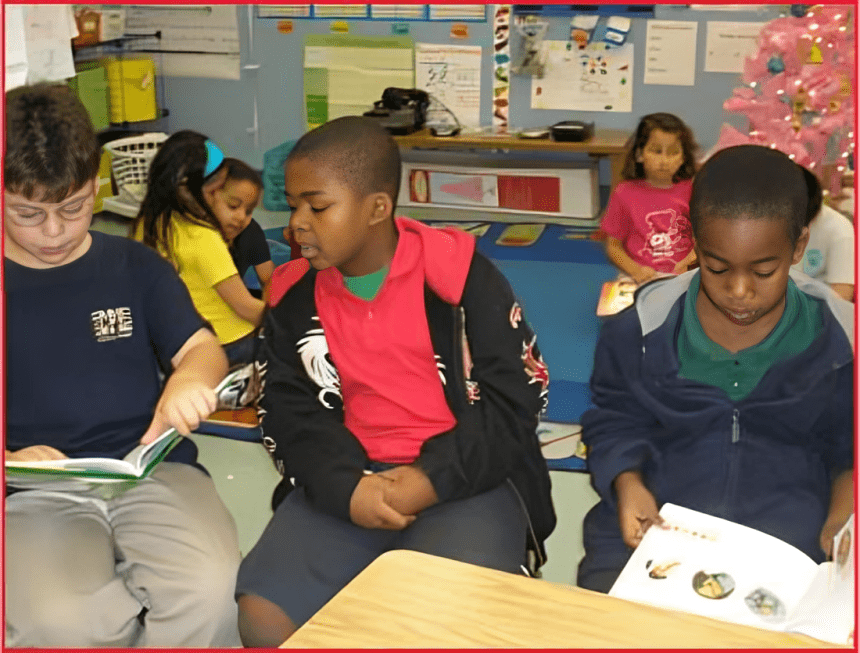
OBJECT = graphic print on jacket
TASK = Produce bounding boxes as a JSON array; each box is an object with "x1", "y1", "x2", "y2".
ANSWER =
[{"x1": 297, "y1": 316, "x2": 341, "y2": 409}]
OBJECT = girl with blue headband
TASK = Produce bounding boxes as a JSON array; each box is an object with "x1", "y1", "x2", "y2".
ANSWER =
[{"x1": 132, "y1": 130, "x2": 266, "y2": 377}]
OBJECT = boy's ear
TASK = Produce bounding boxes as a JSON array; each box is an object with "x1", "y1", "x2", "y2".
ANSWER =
[
  {"x1": 792, "y1": 226, "x2": 810, "y2": 265},
  {"x1": 367, "y1": 192, "x2": 393, "y2": 227}
]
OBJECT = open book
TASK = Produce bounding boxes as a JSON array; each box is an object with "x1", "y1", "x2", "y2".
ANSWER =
[
  {"x1": 596, "y1": 278, "x2": 638, "y2": 317},
  {"x1": 609, "y1": 503, "x2": 855, "y2": 646},
  {"x1": 5, "y1": 369, "x2": 246, "y2": 489},
  {"x1": 596, "y1": 273, "x2": 677, "y2": 317},
  {"x1": 5, "y1": 426, "x2": 183, "y2": 486}
]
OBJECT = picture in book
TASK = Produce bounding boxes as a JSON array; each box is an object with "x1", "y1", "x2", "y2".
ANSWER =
[{"x1": 609, "y1": 503, "x2": 855, "y2": 646}]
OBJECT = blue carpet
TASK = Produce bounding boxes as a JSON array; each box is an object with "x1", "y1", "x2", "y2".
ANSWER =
[{"x1": 475, "y1": 222, "x2": 609, "y2": 265}]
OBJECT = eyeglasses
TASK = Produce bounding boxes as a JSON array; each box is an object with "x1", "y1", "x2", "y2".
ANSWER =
[{"x1": 4, "y1": 187, "x2": 96, "y2": 228}]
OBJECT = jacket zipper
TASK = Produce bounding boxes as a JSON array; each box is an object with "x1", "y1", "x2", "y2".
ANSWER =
[
  {"x1": 731, "y1": 409, "x2": 740, "y2": 443},
  {"x1": 722, "y1": 408, "x2": 741, "y2": 519},
  {"x1": 449, "y1": 306, "x2": 545, "y2": 572}
]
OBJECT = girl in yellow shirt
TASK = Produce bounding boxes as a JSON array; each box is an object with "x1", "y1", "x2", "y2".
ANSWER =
[{"x1": 132, "y1": 131, "x2": 265, "y2": 368}]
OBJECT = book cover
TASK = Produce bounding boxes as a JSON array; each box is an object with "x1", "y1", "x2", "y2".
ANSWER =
[
  {"x1": 537, "y1": 421, "x2": 586, "y2": 461},
  {"x1": 596, "y1": 278, "x2": 637, "y2": 317},
  {"x1": 609, "y1": 503, "x2": 855, "y2": 646},
  {"x1": 495, "y1": 223, "x2": 546, "y2": 246}
]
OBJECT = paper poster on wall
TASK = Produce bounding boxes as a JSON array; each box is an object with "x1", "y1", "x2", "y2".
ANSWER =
[
  {"x1": 531, "y1": 41, "x2": 633, "y2": 113},
  {"x1": 415, "y1": 43, "x2": 481, "y2": 129},
  {"x1": 5, "y1": 5, "x2": 28, "y2": 89},
  {"x1": 303, "y1": 35, "x2": 414, "y2": 129},
  {"x1": 643, "y1": 20, "x2": 697, "y2": 86},
  {"x1": 704, "y1": 21, "x2": 766, "y2": 73},
  {"x1": 125, "y1": 5, "x2": 241, "y2": 80},
  {"x1": 21, "y1": 5, "x2": 78, "y2": 84}
]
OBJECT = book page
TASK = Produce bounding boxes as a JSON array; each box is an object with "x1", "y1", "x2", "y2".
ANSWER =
[
  {"x1": 782, "y1": 515, "x2": 855, "y2": 646},
  {"x1": 6, "y1": 456, "x2": 138, "y2": 479},
  {"x1": 125, "y1": 428, "x2": 182, "y2": 476},
  {"x1": 610, "y1": 504, "x2": 821, "y2": 632}
]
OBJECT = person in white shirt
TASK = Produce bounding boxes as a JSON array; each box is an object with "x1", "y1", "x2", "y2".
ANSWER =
[{"x1": 793, "y1": 166, "x2": 855, "y2": 302}]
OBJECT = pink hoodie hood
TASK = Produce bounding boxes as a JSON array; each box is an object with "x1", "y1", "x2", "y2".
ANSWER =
[{"x1": 390, "y1": 216, "x2": 476, "y2": 304}]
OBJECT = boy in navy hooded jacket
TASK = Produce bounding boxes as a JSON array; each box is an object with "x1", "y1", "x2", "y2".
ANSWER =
[{"x1": 578, "y1": 145, "x2": 854, "y2": 593}]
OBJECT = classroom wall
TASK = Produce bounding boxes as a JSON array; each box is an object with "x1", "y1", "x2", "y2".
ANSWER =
[{"x1": 157, "y1": 4, "x2": 786, "y2": 229}]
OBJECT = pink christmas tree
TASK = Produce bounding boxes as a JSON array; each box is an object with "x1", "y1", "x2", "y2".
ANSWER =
[{"x1": 715, "y1": 5, "x2": 855, "y2": 200}]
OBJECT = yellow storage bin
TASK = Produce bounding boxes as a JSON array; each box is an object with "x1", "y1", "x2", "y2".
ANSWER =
[
  {"x1": 94, "y1": 149, "x2": 114, "y2": 214},
  {"x1": 105, "y1": 57, "x2": 157, "y2": 123}
]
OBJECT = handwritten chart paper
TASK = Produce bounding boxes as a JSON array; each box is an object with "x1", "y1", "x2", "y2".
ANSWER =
[
  {"x1": 304, "y1": 35, "x2": 414, "y2": 129},
  {"x1": 643, "y1": 20, "x2": 698, "y2": 86},
  {"x1": 415, "y1": 43, "x2": 481, "y2": 129},
  {"x1": 531, "y1": 41, "x2": 633, "y2": 113},
  {"x1": 704, "y1": 21, "x2": 766, "y2": 73}
]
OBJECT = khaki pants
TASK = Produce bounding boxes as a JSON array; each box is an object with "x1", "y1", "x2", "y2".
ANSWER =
[{"x1": 5, "y1": 463, "x2": 242, "y2": 648}]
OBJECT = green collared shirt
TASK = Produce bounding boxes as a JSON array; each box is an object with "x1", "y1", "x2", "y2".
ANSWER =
[
  {"x1": 343, "y1": 264, "x2": 389, "y2": 300},
  {"x1": 677, "y1": 273, "x2": 822, "y2": 401}
]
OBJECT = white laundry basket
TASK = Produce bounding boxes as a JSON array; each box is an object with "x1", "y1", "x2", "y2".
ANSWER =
[{"x1": 102, "y1": 132, "x2": 167, "y2": 217}]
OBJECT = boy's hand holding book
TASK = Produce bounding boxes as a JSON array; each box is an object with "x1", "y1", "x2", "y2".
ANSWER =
[
  {"x1": 630, "y1": 265, "x2": 660, "y2": 285},
  {"x1": 5, "y1": 445, "x2": 67, "y2": 463},
  {"x1": 614, "y1": 470, "x2": 666, "y2": 548},
  {"x1": 672, "y1": 251, "x2": 698, "y2": 274},
  {"x1": 141, "y1": 374, "x2": 219, "y2": 444}
]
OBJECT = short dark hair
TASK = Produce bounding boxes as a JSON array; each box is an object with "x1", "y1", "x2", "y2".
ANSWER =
[
  {"x1": 223, "y1": 157, "x2": 263, "y2": 190},
  {"x1": 800, "y1": 165, "x2": 823, "y2": 227},
  {"x1": 286, "y1": 116, "x2": 401, "y2": 211},
  {"x1": 690, "y1": 145, "x2": 809, "y2": 245},
  {"x1": 5, "y1": 83, "x2": 101, "y2": 202},
  {"x1": 622, "y1": 112, "x2": 698, "y2": 182}
]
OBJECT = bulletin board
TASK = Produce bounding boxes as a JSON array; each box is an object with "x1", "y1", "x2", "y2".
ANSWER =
[{"x1": 303, "y1": 34, "x2": 414, "y2": 129}]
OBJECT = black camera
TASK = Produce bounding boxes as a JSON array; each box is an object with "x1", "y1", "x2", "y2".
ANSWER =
[{"x1": 364, "y1": 88, "x2": 430, "y2": 135}]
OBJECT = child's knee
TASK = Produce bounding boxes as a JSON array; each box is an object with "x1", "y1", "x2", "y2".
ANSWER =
[
  {"x1": 237, "y1": 593, "x2": 297, "y2": 648},
  {"x1": 180, "y1": 550, "x2": 242, "y2": 618},
  {"x1": 6, "y1": 589, "x2": 141, "y2": 647}
]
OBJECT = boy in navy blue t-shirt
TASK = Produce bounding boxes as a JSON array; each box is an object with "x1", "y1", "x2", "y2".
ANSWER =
[{"x1": 4, "y1": 83, "x2": 242, "y2": 647}]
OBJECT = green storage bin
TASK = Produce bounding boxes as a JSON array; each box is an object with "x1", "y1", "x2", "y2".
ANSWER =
[{"x1": 69, "y1": 63, "x2": 110, "y2": 131}]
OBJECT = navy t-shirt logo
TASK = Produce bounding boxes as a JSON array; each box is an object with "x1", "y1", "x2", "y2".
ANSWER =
[{"x1": 91, "y1": 307, "x2": 133, "y2": 342}]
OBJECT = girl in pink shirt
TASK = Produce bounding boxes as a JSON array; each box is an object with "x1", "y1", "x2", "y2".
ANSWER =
[{"x1": 600, "y1": 113, "x2": 699, "y2": 284}]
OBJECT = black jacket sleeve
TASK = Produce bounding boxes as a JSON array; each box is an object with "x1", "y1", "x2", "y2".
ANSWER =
[
  {"x1": 416, "y1": 253, "x2": 549, "y2": 502},
  {"x1": 257, "y1": 281, "x2": 366, "y2": 521}
]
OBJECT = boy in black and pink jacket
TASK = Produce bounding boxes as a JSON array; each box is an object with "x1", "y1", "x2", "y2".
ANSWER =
[{"x1": 235, "y1": 116, "x2": 556, "y2": 646}]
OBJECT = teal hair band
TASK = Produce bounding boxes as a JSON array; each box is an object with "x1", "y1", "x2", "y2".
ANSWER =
[{"x1": 204, "y1": 139, "x2": 225, "y2": 178}]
